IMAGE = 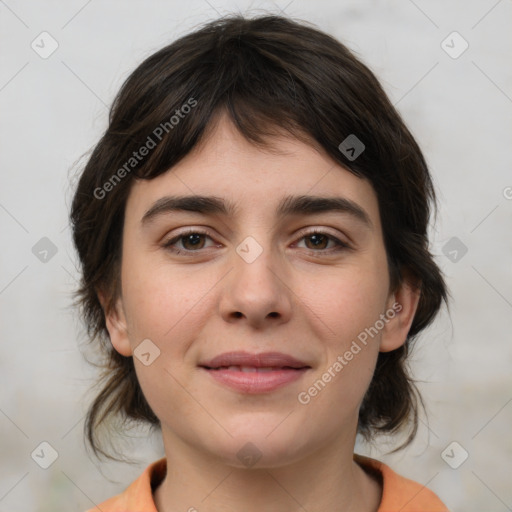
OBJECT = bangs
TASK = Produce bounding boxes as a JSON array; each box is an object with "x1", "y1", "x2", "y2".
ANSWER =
[{"x1": 104, "y1": 15, "x2": 376, "y2": 185}]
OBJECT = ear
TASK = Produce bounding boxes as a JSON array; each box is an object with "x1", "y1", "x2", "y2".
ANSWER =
[
  {"x1": 379, "y1": 271, "x2": 421, "y2": 353},
  {"x1": 97, "y1": 289, "x2": 133, "y2": 357}
]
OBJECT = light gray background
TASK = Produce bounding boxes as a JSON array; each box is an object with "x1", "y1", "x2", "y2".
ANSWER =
[{"x1": 1, "y1": 1, "x2": 511, "y2": 511}]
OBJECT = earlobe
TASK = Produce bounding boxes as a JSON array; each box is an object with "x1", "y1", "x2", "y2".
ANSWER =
[
  {"x1": 379, "y1": 275, "x2": 421, "y2": 353},
  {"x1": 97, "y1": 289, "x2": 133, "y2": 357}
]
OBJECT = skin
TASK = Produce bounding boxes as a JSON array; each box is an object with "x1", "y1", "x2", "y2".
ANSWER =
[{"x1": 103, "y1": 112, "x2": 420, "y2": 512}]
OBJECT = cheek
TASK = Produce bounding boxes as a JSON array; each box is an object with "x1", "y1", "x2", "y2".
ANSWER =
[
  {"x1": 308, "y1": 263, "x2": 388, "y2": 344},
  {"x1": 120, "y1": 254, "x2": 215, "y2": 342},
  {"x1": 298, "y1": 260, "x2": 388, "y2": 398}
]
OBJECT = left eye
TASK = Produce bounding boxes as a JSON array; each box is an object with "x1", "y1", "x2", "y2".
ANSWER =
[
  {"x1": 295, "y1": 231, "x2": 350, "y2": 252},
  {"x1": 162, "y1": 229, "x2": 350, "y2": 255}
]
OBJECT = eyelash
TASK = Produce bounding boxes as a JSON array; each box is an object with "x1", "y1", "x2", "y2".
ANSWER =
[{"x1": 161, "y1": 228, "x2": 351, "y2": 256}]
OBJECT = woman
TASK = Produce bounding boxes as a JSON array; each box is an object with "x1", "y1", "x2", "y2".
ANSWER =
[{"x1": 71, "y1": 14, "x2": 450, "y2": 511}]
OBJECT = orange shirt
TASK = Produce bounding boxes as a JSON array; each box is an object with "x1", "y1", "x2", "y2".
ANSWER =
[{"x1": 87, "y1": 453, "x2": 449, "y2": 511}]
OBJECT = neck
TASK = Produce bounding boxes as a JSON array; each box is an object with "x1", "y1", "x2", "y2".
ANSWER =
[{"x1": 153, "y1": 432, "x2": 382, "y2": 512}]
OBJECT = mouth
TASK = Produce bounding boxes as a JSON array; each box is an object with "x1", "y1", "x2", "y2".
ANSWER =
[
  {"x1": 199, "y1": 350, "x2": 310, "y2": 370},
  {"x1": 198, "y1": 351, "x2": 311, "y2": 393},
  {"x1": 204, "y1": 365, "x2": 306, "y2": 372}
]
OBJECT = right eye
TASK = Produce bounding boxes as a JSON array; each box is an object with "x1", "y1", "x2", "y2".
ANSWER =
[{"x1": 161, "y1": 229, "x2": 218, "y2": 255}]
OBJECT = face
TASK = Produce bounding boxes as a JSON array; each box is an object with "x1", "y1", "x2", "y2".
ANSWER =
[{"x1": 105, "y1": 113, "x2": 419, "y2": 468}]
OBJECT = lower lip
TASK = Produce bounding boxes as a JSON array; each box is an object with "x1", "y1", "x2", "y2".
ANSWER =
[{"x1": 201, "y1": 367, "x2": 309, "y2": 393}]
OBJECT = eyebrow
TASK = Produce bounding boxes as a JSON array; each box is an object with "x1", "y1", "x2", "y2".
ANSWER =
[{"x1": 141, "y1": 194, "x2": 373, "y2": 230}]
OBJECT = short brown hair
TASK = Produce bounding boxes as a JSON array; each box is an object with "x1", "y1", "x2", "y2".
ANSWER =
[{"x1": 70, "y1": 14, "x2": 449, "y2": 459}]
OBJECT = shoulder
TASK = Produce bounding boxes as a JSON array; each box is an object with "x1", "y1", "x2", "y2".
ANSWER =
[
  {"x1": 354, "y1": 453, "x2": 450, "y2": 512},
  {"x1": 84, "y1": 458, "x2": 166, "y2": 512},
  {"x1": 87, "y1": 455, "x2": 449, "y2": 512}
]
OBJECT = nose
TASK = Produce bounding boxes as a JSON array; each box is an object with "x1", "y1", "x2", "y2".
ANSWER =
[{"x1": 218, "y1": 240, "x2": 293, "y2": 329}]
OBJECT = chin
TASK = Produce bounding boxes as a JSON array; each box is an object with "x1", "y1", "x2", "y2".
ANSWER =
[{"x1": 205, "y1": 413, "x2": 312, "y2": 469}]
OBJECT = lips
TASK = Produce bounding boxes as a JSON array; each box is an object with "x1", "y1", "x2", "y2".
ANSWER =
[
  {"x1": 199, "y1": 351, "x2": 310, "y2": 370},
  {"x1": 199, "y1": 351, "x2": 311, "y2": 393}
]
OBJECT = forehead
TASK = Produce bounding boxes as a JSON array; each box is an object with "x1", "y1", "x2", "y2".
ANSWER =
[{"x1": 125, "y1": 115, "x2": 382, "y2": 231}]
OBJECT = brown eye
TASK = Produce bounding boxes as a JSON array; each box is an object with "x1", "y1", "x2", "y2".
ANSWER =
[
  {"x1": 162, "y1": 229, "x2": 215, "y2": 255},
  {"x1": 179, "y1": 233, "x2": 206, "y2": 250},
  {"x1": 304, "y1": 233, "x2": 330, "y2": 250},
  {"x1": 295, "y1": 230, "x2": 351, "y2": 254}
]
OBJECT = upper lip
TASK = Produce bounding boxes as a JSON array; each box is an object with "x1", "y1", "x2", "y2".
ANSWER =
[{"x1": 199, "y1": 351, "x2": 310, "y2": 369}]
